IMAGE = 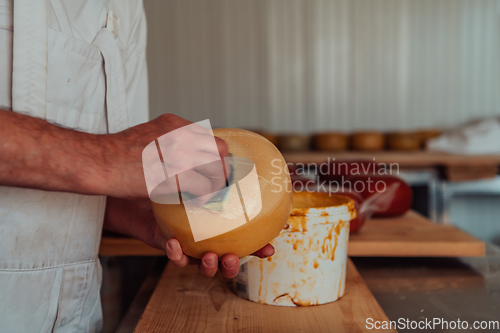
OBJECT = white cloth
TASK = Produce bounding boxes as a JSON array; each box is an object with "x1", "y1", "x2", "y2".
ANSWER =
[
  {"x1": 427, "y1": 118, "x2": 500, "y2": 155},
  {"x1": 0, "y1": 0, "x2": 149, "y2": 332}
]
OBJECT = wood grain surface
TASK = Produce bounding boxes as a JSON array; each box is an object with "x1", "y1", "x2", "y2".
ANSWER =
[
  {"x1": 349, "y1": 211, "x2": 485, "y2": 257},
  {"x1": 445, "y1": 165, "x2": 499, "y2": 182},
  {"x1": 281, "y1": 151, "x2": 500, "y2": 168},
  {"x1": 99, "y1": 237, "x2": 165, "y2": 256},
  {"x1": 133, "y1": 259, "x2": 395, "y2": 333}
]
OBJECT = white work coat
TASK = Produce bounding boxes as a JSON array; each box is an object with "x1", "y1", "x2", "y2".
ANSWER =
[{"x1": 0, "y1": 0, "x2": 149, "y2": 331}]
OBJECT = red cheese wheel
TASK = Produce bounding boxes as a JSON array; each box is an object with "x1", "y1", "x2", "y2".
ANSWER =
[{"x1": 344, "y1": 174, "x2": 412, "y2": 217}]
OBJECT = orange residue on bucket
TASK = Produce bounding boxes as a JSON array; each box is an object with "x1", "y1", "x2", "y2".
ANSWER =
[
  {"x1": 292, "y1": 239, "x2": 304, "y2": 251},
  {"x1": 300, "y1": 218, "x2": 307, "y2": 232},
  {"x1": 320, "y1": 220, "x2": 347, "y2": 261},
  {"x1": 273, "y1": 293, "x2": 312, "y2": 307},
  {"x1": 290, "y1": 207, "x2": 310, "y2": 217},
  {"x1": 287, "y1": 216, "x2": 308, "y2": 232},
  {"x1": 321, "y1": 224, "x2": 333, "y2": 254},
  {"x1": 273, "y1": 293, "x2": 290, "y2": 303},
  {"x1": 293, "y1": 299, "x2": 311, "y2": 307},
  {"x1": 330, "y1": 220, "x2": 347, "y2": 261},
  {"x1": 313, "y1": 259, "x2": 319, "y2": 269},
  {"x1": 263, "y1": 260, "x2": 276, "y2": 303},
  {"x1": 306, "y1": 236, "x2": 318, "y2": 253}
]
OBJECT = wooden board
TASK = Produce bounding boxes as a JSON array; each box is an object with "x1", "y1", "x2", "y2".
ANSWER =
[
  {"x1": 99, "y1": 237, "x2": 165, "y2": 256},
  {"x1": 282, "y1": 151, "x2": 500, "y2": 168},
  {"x1": 445, "y1": 165, "x2": 499, "y2": 182},
  {"x1": 348, "y1": 211, "x2": 485, "y2": 257},
  {"x1": 134, "y1": 259, "x2": 396, "y2": 333}
]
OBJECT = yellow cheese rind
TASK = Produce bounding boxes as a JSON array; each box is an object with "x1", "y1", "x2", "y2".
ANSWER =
[{"x1": 152, "y1": 129, "x2": 293, "y2": 259}]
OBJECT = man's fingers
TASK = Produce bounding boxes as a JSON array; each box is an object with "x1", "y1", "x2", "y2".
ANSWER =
[
  {"x1": 166, "y1": 239, "x2": 259, "y2": 280},
  {"x1": 177, "y1": 169, "x2": 213, "y2": 197},
  {"x1": 192, "y1": 159, "x2": 227, "y2": 187},
  {"x1": 252, "y1": 244, "x2": 275, "y2": 258},
  {"x1": 220, "y1": 254, "x2": 240, "y2": 278},
  {"x1": 221, "y1": 156, "x2": 231, "y2": 182},
  {"x1": 214, "y1": 137, "x2": 229, "y2": 159},
  {"x1": 166, "y1": 239, "x2": 191, "y2": 267},
  {"x1": 199, "y1": 252, "x2": 219, "y2": 277}
]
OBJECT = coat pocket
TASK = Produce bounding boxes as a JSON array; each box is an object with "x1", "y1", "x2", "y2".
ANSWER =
[
  {"x1": 0, "y1": 268, "x2": 63, "y2": 333},
  {"x1": 46, "y1": 28, "x2": 108, "y2": 134}
]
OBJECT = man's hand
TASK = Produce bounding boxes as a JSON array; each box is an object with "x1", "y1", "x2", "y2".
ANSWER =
[
  {"x1": 102, "y1": 113, "x2": 230, "y2": 199},
  {"x1": 104, "y1": 197, "x2": 274, "y2": 278},
  {"x1": 165, "y1": 239, "x2": 274, "y2": 278}
]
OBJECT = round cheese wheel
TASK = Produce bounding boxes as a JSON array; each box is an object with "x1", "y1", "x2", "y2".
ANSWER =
[
  {"x1": 387, "y1": 132, "x2": 420, "y2": 151},
  {"x1": 414, "y1": 129, "x2": 442, "y2": 148},
  {"x1": 277, "y1": 134, "x2": 311, "y2": 151},
  {"x1": 247, "y1": 129, "x2": 278, "y2": 146},
  {"x1": 345, "y1": 174, "x2": 412, "y2": 217},
  {"x1": 313, "y1": 132, "x2": 348, "y2": 151},
  {"x1": 350, "y1": 132, "x2": 385, "y2": 151},
  {"x1": 151, "y1": 129, "x2": 293, "y2": 259}
]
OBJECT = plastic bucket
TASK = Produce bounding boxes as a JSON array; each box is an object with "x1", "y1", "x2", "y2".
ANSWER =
[{"x1": 233, "y1": 191, "x2": 356, "y2": 306}]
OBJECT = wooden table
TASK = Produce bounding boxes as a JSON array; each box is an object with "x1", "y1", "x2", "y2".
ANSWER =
[
  {"x1": 99, "y1": 237, "x2": 165, "y2": 256},
  {"x1": 99, "y1": 211, "x2": 485, "y2": 258},
  {"x1": 133, "y1": 259, "x2": 396, "y2": 333},
  {"x1": 117, "y1": 246, "x2": 500, "y2": 333},
  {"x1": 349, "y1": 211, "x2": 485, "y2": 257}
]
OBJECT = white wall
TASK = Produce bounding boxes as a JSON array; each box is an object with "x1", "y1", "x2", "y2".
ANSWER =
[{"x1": 144, "y1": 0, "x2": 500, "y2": 133}]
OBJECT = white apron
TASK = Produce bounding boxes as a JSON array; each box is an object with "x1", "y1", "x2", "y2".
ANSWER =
[{"x1": 0, "y1": 0, "x2": 149, "y2": 332}]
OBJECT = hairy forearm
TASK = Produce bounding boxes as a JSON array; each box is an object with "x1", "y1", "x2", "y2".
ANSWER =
[
  {"x1": 0, "y1": 109, "x2": 114, "y2": 195},
  {"x1": 0, "y1": 112, "x2": 227, "y2": 199}
]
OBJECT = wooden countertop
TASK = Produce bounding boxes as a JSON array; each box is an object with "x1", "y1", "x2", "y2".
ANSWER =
[
  {"x1": 133, "y1": 259, "x2": 396, "y2": 333},
  {"x1": 116, "y1": 246, "x2": 500, "y2": 333},
  {"x1": 349, "y1": 211, "x2": 485, "y2": 257}
]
